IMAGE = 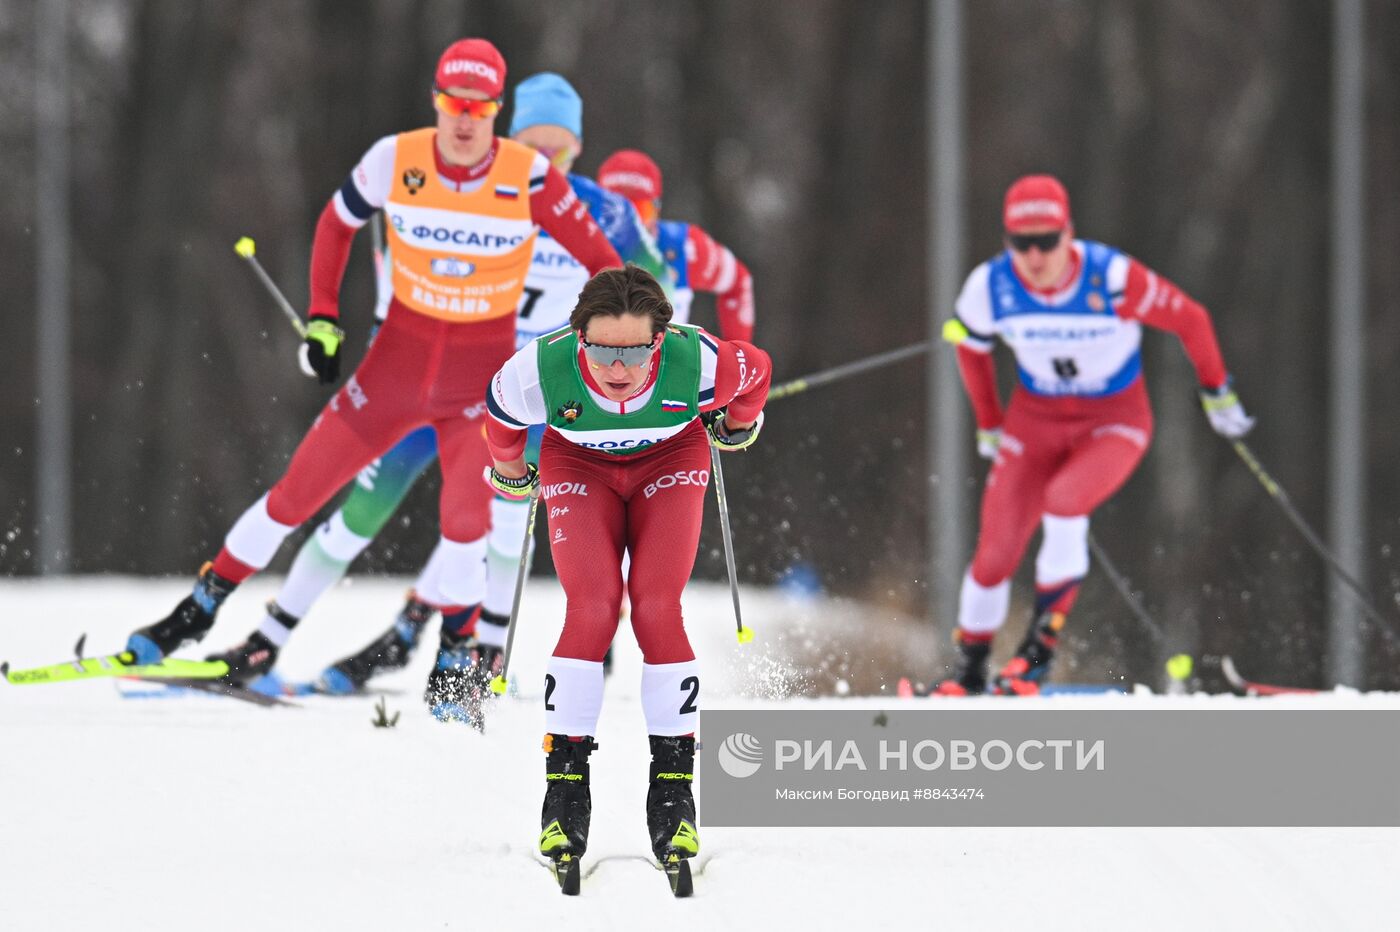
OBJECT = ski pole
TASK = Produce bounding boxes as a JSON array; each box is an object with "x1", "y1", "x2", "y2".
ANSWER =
[
  {"x1": 1086, "y1": 529, "x2": 1194, "y2": 690},
  {"x1": 768, "y1": 340, "x2": 932, "y2": 402},
  {"x1": 369, "y1": 214, "x2": 385, "y2": 279},
  {"x1": 1229, "y1": 438, "x2": 1397, "y2": 638},
  {"x1": 490, "y1": 486, "x2": 543, "y2": 695},
  {"x1": 1086, "y1": 530, "x2": 1167, "y2": 649},
  {"x1": 710, "y1": 438, "x2": 754, "y2": 644},
  {"x1": 1086, "y1": 530, "x2": 1195, "y2": 690},
  {"x1": 233, "y1": 236, "x2": 307, "y2": 338}
]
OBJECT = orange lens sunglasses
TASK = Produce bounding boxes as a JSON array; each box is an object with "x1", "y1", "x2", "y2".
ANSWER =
[{"x1": 433, "y1": 90, "x2": 502, "y2": 120}]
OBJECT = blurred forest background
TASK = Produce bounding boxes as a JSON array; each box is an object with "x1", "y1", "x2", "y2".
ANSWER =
[{"x1": 2, "y1": 0, "x2": 1398, "y2": 689}]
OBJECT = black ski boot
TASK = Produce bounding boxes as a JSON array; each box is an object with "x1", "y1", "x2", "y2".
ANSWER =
[
  {"x1": 205, "y1": 630, "x2": 280, "y2": 686},
  {"x1": 647, "y1": 735, "x2": 698, "y2": 896},
  {"x1": 424, "y1": 608, "x2": 501, "y2": 727},
  {"x1": 539, "y1": 734, "x2": 597, "y2": 895},
  {"x1": 318, "y1": 595, "x2": 435, "y2": 695},
  {"x1": 992, "y1": 611, "x2": 1065, "y2": 696},
  {"x1": 928, "y1": 629, "x2": 993, "y2": 696},
  {"x1": 126, "y1": 562, "x2": 238, "y2": 664}
]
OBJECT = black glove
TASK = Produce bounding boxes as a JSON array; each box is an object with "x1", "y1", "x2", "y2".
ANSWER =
[
  {"x1": 487, "y1": 463, "x2": 540, "y2": 501},
  {"x1": 702, "y1": 409, "x2": 763, "y2": 451},
  {"x1": 298, "y1": 315, "x2": 346, "y2": 384}
]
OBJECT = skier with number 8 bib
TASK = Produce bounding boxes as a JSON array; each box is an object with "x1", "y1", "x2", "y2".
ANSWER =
[
  {"x1": 484, "y1": 265, "x2": 770, "y2": 891},
  {"x1": 933, "y1": 174, "x2": 1254, "y2": 696}
]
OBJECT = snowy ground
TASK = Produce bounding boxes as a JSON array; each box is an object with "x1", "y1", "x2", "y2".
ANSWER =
[{"x1": 3, "y1": 577, "x2": 1398, "y2": 931}]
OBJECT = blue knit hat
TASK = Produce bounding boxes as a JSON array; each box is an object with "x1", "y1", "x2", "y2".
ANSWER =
[{"x1": 510, "y1": 72, "x2": 583, "y2": 138}]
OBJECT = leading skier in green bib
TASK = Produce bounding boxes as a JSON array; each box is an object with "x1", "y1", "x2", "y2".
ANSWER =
[{"x1": 484, "y1": 265, "x2": 770, "y2": 885}]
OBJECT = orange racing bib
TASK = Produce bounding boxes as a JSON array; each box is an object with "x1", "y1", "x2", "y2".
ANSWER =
[{"x1": 383, "y1": 129, "x2": 537, "y2": 322}]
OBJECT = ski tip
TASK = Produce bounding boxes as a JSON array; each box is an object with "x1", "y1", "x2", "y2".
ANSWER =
[
  {"x1": 896, "y1": 676, "x2": 914, "y2": 699},
  {"x1": 1, "y1": 661, "x2": 10, "y2": 681},
  {"x1": 74, "y1": 633, "x2": 87, "y2": 659}
]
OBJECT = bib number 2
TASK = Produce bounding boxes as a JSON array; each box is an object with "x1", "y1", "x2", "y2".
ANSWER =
[{"x1": 679, "y1": 675, "x2": 699, "y2": 715}]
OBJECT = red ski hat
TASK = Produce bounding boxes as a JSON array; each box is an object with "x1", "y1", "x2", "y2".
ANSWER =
[
  {"x1": 1003, "y1": 174, "x2": 1071, "y2": 232},
  {"x1": 434, "y1": 38, "x2": 506, "y2": 99},
  {"x1": 598, "y1": 149, "x2": 663, "y2": 202}
]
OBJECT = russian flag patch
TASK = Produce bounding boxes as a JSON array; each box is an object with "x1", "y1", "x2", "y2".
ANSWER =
[
  {"x1": 495, "y1": 184, "x2": 520, "y2": 200},
  {"x1": 661, "y1": 399, "x2": 688, "y2": 412}
]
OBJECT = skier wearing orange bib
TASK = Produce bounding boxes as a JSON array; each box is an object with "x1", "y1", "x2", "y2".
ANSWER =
[{"x1": 124, "y1": 38, "x2": 621, "y2": 671}]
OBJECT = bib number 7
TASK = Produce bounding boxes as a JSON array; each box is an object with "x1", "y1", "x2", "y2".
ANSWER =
[{"x1": 519, "y1": 286, "x2": 544, "y2": 319}]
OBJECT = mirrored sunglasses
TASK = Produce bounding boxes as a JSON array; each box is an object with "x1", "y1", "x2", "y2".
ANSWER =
[
  {"x1": 433, "y1": 90, "x2": 502, "y2": 120},
  {"x1": 580, "y1": 337, "x2": 657, "y2": 369}
]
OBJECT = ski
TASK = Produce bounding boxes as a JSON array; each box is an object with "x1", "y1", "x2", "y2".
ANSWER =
[
  {"x1": 660, "y1": 852, "x2": 693, "y2": 897},
  {"x1": 3, "y1": 646, "x2": 228, "y2": 685},
  {"x1": 535, "y1": 850, "x2": 699, "y2": 896},
  {"x1": 124, "y1": 676, "x2": 297, "y2": 708},
  {"x1": 896, "y1": 676, "x2": 1127, "y2": 698},
  {"x1": 1219, "y1": 656, "x2": 1321, "y2": 696},
  {"x1": 550, "y1": 853, "x2": 581, "y2": 895},
  {"x1": 274, "y1": 678, "x2": 404, "y2": 698}
]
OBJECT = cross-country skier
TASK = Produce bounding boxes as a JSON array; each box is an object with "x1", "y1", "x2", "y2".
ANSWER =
[
  {"x1": 484, "y1": 266, "x2": 770, "y2": 886},
  {"x1": 930, "y1": 174, "x2": 1254, "y2": 696},
  {"x1": 597, "y1": 148, "x2": 755, "y2": 341},
  {"x1": 191, "y1": 73, "x2": 670, "y2": 717},
  {"x1": 122, "y1": 41, "x2": 622, "y2": 673}
]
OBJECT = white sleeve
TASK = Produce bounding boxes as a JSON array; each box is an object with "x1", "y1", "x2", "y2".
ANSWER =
[
  {"x1": 953, "y1": 262, "x2": 996, "y2": 353},
  {"x1": 526, "y1": 150, "x2": 551, "y2": 198},
  {"x1": 696, "y1": 329, "x2": 720, "y2": 403},
  {"x1": 1105, "y1": 253, "x2": 1130, "y2": 297},
  {"x1": 488, "y1": 342, "x2": 549, "y2": 428},
  {"x1": 332, "y1": 135, "x2": 397, "y2": 227}
]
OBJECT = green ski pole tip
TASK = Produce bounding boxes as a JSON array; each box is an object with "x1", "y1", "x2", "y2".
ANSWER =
[
  {"x1": 234, "y1": 236, "x2": 256, "y2": 258},
  {"x1": 489, "y1": 675, "x2": 507, "y2": 695},
  {"x1": 736, "y1": 625, "x2": 754, "y2": 644},
  {"x1": 1166, "y1": 653, "x2": 1193, "y2": 681}
]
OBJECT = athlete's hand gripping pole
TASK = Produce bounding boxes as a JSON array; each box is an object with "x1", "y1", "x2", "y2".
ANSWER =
[
  {"x1": 1228, "y1": 438, "x2": 1399, "y2": 644},
  {"x1": 490, "y1": 480, "x2": 543, "y2": 695},
  {"x1": 233, "y1": 236, "x2": 345, "y2": 384},
  {"x1": 709, "y1": 438, "x2": 754, "y2": 644}
]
